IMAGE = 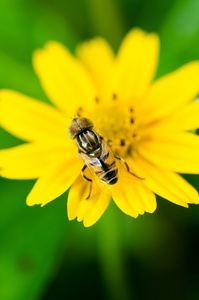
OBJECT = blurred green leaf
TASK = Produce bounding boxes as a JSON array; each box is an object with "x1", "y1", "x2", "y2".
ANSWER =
[
  {"x1": 0, "y1": 51, "x2": 47, "y2": 101},
  {"x1": 0, "y1": 0, "x2": 79, "y2": 101},
  {"x1": 0, "y1": 0, "x2": 199, "y2": 299},
  {"x1": 0, "y1": 179, "x2": 69, "y2": 300},
  {"x1": 157, "y1": 0, "x2": 199, "y2": 76},
  {"x1": 86, "y1": 0, "x2": 125, "y2": 50},
  {"x1": 0, "y1": 2, "x2": 80, "y2": 299}
]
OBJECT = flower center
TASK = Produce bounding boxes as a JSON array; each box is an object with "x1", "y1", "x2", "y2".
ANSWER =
[{"x1": 91, "y1": 96, "x2": 139, "y2": 158}]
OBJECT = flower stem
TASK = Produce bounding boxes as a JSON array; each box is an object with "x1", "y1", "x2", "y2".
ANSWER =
[
  {"x1": 86, "y1": 0, "x2": 125, "y2": 50},
  {"x1": 97, "y1": 203, "x2": 133, "y2": 300}
]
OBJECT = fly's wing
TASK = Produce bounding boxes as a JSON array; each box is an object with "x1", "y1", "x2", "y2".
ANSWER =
[
  {"x1": 114, "y1": 154, "x2": 144, "y2": 184},
  {"x1": 79, "y1": 152, "x2": 111, "y2": 196},
  {"x1": 102, "y1": 140, "x2": 132, "y2": 183},
  {"x1": 101, "y1": 140, "x2": 118, "y2": 169},
  {"x1": 79, "y1": 152, "x2": 102, "y2": 173}
]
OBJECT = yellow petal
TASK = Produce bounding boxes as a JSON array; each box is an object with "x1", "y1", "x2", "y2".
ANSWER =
[
  {"x1": 113, "y1": 28, "x2": 159, "y2": 102},
  {"x1": 139, "y1": 61, "x2": 199, "y2": 122},
  {"x1": 148, "y1": 100, "x2": 199, "y2": 135},
  {"x1": 68, "y1": 175, "x2": 111, "y2": 227},
  {"x1": 131, "y1": 156, "x2": 199, "y2": 207},
  {"x1": 139, "y1": 132, "x2": 199, "y2": 174},
  {"x1": 33, "y1": 42, "x2": 97, "y2": 116},
  {"x1": 111, "y1": 166, "x2": 156, "y2": 217},
  {"x1": 0, "y1": 90, "x2": 69, "y2": 142},
  {"x1": 0, "y1": 142, "x2": 75, "y2": 179},
  {"x1": 76, "y1": 38, "x2": 115, "y2": 101},
  {"x1": 67, "y1": 176, "x2": 90, "y2": 221},
  {"x1": 26, "y1": 157, "x2": 83, "y2": 206}
]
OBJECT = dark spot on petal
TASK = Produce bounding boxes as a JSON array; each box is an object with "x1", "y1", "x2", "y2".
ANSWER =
[
  {"x1": 95, "y1": 97, "x2": 99, "y2": 103},
  {"x1": 130, "y1": 118, "x2": 134, "y2": 124},
  {"x1": 132, "y1": 133, "x2": 137, "y2": 138},
  {"x1": 120, "y1": 139, "x2": 125, "y2": 146},
  {"x1": 129, "y1": 107, "x2": 134, "y2": 112},
  {"x1": 78, "y1": 107, "x2": 83, "y2": 111}
]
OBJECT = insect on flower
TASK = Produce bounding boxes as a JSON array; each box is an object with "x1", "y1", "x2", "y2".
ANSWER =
[
  {"x1": 68, "y1": 117, "x2": 143, "y2": 199},
  {"x1": 0, "y1": 28, "x2": 199, "y2": 227}
]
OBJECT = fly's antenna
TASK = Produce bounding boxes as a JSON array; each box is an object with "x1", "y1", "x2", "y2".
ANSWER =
[{"x1": 69, "y1": 114, "x2": 79, "y2": 120}]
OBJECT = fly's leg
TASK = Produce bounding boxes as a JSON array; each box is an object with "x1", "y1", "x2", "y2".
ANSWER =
[
  {"x1": 114, "y1": 155, "x2": 144, "y2": 180},
  {"x1": 81, "y1": 164, "x2": 93, "y2": 199}
]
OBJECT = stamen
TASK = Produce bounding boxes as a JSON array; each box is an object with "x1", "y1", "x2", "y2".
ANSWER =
[
  {"x1": 93, "y1": 101, "x2": 138, "y2": 157},
  {"x1": 76, "y1": 107, "x2": 83, "y2": 117},
  {"x1": 113, "y1": 93, "x2": 117, "y2": 100},
  {"x1": 107, "y1": 139, "x2": 113, "y2": 146},
  {"x1": 120, "y1": 139, "x2": 125, "y2": 146}
]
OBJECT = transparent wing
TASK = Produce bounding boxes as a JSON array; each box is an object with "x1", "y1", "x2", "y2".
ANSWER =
[{"x1": 79, "y1": 152, "x2": 112, "y2": 198}]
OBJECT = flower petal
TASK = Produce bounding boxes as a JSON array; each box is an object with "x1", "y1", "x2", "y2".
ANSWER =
[
  {"x1": 130, "y1": 156, "x2": 199, "y2": 207},
  {"x1": 0, "y1": 90, "x2": 69, "y2": 142},
  {"x1": 0, "y1": 142, "x2": 76, "y2": 179},
  {"x1": 139, "y1": 132, "x2": 199, "y2": 174},
  {"x1": 111, "y1": 166, "x2": 156, "y2": 217},
  {"x1": 140, "y1": 61, "x2": 199, "y2": 122},
  {"x1": 148, "y1": 100, "x2": 199, "y2": 135},
  {"x1": 68, "y1": 175, "x2": 111, "y2": 227},
  {"x1": 76, "y1": 38, "x2": 115, "y2": 101},
  {"x1": 33, "y1": 42, "x2": 97, "y2": 115},
  {"x1": 26, "y1": 157, "x2": 83, "y2": 206},
  {"x1": 113, "y1": 28, "x2": 159, "y2": 102}
]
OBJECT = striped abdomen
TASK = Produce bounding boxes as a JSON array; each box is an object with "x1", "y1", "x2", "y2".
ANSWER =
[{"x1": 90, "y1": 149, "x2": 118, "y2": 185}]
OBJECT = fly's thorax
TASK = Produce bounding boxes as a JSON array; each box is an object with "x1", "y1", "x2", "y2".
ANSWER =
[{"x1": 75, "y1": 129, "x2": 102, "y2": 156}]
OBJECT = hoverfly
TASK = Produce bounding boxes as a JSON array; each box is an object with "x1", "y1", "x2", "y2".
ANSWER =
[{"x1": 68, "y1": 117, "x2": 142, "y2": 199}]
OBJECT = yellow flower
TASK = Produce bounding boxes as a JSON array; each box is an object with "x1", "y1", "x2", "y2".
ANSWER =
[{"x1": 1, "y1": 28, "x2": 199, "y2": 227}]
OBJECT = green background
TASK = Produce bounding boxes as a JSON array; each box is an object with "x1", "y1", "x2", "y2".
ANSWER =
[{"x1": 0, "y1": 0, "x2": 199, "y2": 299}]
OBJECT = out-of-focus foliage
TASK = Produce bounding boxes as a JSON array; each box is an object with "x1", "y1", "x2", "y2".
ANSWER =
[{"x1": 0, "y1": 0, "x2": 199, "y2": 299}]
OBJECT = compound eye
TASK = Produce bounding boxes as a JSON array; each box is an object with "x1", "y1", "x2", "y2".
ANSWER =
[
  {"x1": 77, "y1": 118, "x2": 94, "y2": 130},
  {"x1": 68, "y1": 120, "x2": 80, "y2": 139},
  {"x1": 68, "y1": 117, "x2": 94, "y2": 139}
]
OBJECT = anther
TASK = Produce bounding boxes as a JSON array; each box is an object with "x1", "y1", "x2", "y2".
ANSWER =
[
  {"x1": 130, "y1": 118, "x2": 134, "y2": 124},
  {"x1": 76, "y1": 107, "x2": 83, "y2": 117},
  {"x1": 129, "y1": 107, "x2": 134, "y2": 113},
  {"x1": 107, "y1": 139, "x2": 112, "y2": 145},
  {"x1": 120, "y1": 139, "x2": 125, "y2": 146},
  {"x1": 113, "y1": 93, "x2": 117, "y2": 100}
]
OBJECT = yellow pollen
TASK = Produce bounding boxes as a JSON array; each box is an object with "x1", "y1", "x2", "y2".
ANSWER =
[{"x1": 92, "y1": 101, "x2": 138, "y2": 157}]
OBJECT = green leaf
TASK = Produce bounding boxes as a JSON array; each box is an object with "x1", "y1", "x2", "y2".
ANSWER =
[
  {"x1": 157, "y1": 0, "x2": 199, "y2": 76},
  {"x1": 0, "y1": 178, "x2": 69, "y2": 300}
]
